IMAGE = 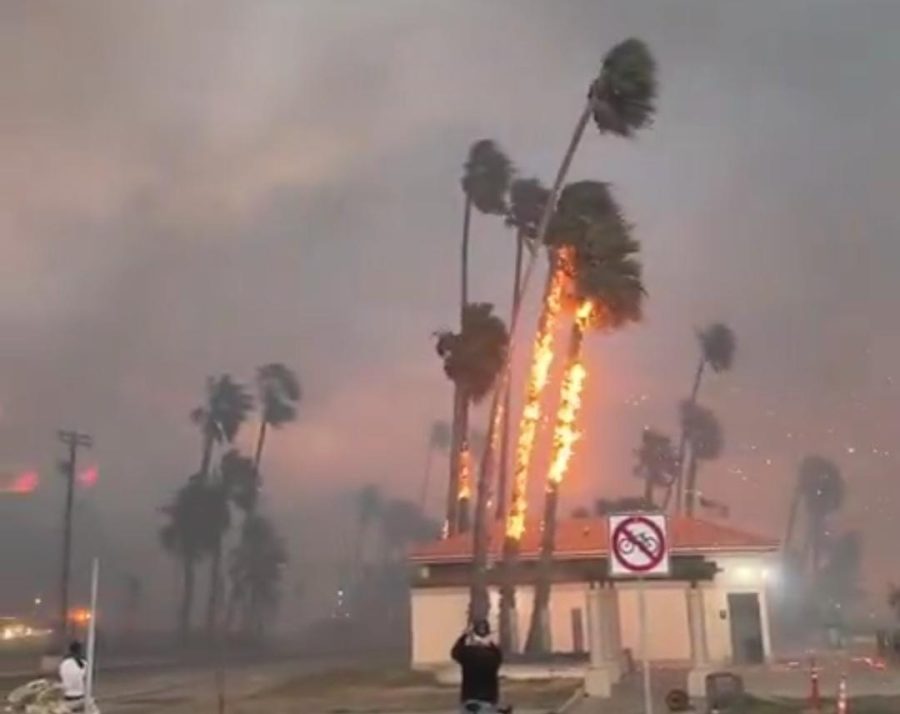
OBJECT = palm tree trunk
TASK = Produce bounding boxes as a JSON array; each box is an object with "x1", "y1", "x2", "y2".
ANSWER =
[
  {"x1": 445, "y1": 389, "x2": 465, "y2": 536},
  {"x1": 496, "y1": 233, "x2": 525, "y2": 522},
  {"x1": 457, "y1": 400, "x2": 472, "y2": 534},
  {"x1": 253, "y1": 420, "x2": 268, "y2": 476},
  {"x1": 666, "y1": 357, "x2": 705, "y2": 513},
  {"x1": 468, "y1": 373, "x2": 506, "y2": 622},
  {"x1": 200, "y1": 432, "x2": 214, "y2": 481},
  {"x1": 206, "y1": 538, "x2": 223, "y2": 639},
  {"x1": 525, "y1": 318, "x2": 586, "y2": 654},
  {"x1": 684, "y1": 448, "x2": 700, "y2": 517},
  {"x1": 179, "y1": 555, "x2": 195, "y2": 643},
  {"x1": 525, "y1": 483, "x2": 560, "y2": 654},
  {"x1": 498, "y1": 535, "x2": 520, "y2": 653}
]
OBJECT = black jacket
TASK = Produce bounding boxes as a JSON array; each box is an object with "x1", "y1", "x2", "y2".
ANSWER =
[{"x1": 451, "y1": 634, "x2": 502, "y2": 704}]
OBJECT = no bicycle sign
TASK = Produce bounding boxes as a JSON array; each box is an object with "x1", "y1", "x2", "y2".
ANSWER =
[{"x1": 609, "y1": 513, "x2": 670, "y2": 578}]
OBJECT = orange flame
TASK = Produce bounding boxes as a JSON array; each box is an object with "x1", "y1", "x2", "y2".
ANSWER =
[
  {"x1": 548, "y1": 301, "x2": 593, "y2": 486},
  {"x1": 505, "y1": 265, "x2": 566, "y2": 540},
  {"x1": 457, "y1": 445, "x2": 472, "y2": 501}
]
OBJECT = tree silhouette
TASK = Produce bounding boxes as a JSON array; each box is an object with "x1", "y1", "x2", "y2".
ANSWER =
[
  {"x1": 253, "y1": 363, "x2": 301, "y2": 484},
  {"x1": 786, "y1": 456, "x2": 844, "y2": 575},
  {"x1": 159, "y1": 476, "x2": 228, "y2": 642},
  {"x1": 680, "y1": 402, "x2": 724, "y2": 517},
  {"x1": 634, "y1": 428, "x2": 679, "y2": 504},
  {"x1": 667, "y1": 324, "x2": 736, "y2": 511},
  {"x1": 228, "y1": 514, "x2": 287, "y2": 640}
]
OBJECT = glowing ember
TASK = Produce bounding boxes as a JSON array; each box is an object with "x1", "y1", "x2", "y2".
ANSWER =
[
  {"x1": 548, "y1": 301, "x2": 593, "y2": 486},
  {"x1": 1, "y1": 471, "x2": 39, "y2": 494},
  {"x1": 506, "y1": 265, "x2": 566, "y2": 540}
]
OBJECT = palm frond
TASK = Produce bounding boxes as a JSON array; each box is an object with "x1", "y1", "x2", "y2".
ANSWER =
[{"x1": 590, "y1": 38, "x2": 658, "y2": 137}]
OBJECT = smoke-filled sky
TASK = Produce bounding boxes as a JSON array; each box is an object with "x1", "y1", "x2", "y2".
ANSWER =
[{"x1": 3, "y1": 1, "x2": 900, "y2": 619}]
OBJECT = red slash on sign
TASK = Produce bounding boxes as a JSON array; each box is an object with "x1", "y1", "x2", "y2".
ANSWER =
[{"x1": 609, "y1": 514, "x2": 670, "y2": 577}]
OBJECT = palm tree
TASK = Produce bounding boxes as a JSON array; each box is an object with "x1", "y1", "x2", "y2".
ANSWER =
[
  {"x1": 191, "y1": 375, "x2": 254, "y2": 482},
  {"x1": 786, "y1": 456, "x2": 844, "y2": 575},
  {"x1": 495, "y1": 179, "x2": 551, "y2": 521},
  {"x1": 420, "y1": 420, "x2": 451, "y2": 511},
  {"x1": 159, "y1": 475, "x2": 228, "y2": 642},
  {"x1": 667, "y1": 324, "x2": 736, "y2": 512},
  {"x1": 443, "y1": 141, "x2": 513, "y2": 538},
  {"x1": 253, "y1": 363, "x2": 301, "y2": 483},
  {"x1": 680, "y1": 402, "x2": 724, "y2": 517},
  {"x1": 634, "y1": 428, "x2": 679, "y2": 504},
  {"x1": 190, "y1": 375, "x2": 253, "y2": 639},
  {"x1": 228, "y1": 513, "x2": 287, "y2": 640},
  {"x1": 436, "y1": 303, "x2": 509, "y2": 534},
  {"x1": 526, "y1": 184, "x2": 644, "y2": 654}
]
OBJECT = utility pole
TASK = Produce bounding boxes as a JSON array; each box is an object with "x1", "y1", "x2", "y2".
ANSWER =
[{"x1": 57, "y1": 429, "x2": 92, "y2": 642}]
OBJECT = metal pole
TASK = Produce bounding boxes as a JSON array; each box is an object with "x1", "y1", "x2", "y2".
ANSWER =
[
  {"x1": 85, "y1": 558, "x2": 99, "y2": 711},
  {"x1": 639, "y1": 578, "x2": 653, "y2": 714}
]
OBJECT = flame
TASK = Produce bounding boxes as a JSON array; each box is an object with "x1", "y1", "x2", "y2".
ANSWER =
[
  {"x1": 457, "y1": 446, "x2": 471, "y2": 501},
  {"x1": 547, "y1": 301, "x2": 594, "y2": 486},
  {"x1": 1, "y1": 471, "x2": 39, "y2": 495},
  {"x1": 505, "y1": 265, "x2": 566, "y2": 540}
]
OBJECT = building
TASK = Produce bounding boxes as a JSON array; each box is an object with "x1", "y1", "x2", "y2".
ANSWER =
[{"x1": 409, "y1": 515, "x2": 778, "y2": 693}]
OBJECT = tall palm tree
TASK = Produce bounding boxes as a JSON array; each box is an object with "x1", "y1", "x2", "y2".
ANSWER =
[
  {"x1": 253, "y1": 363, "x2": 301, "y2": 484},
  {"x1": 634, "y1": 428, "x2": 679, "y2": 504},
  {"x1": 159, "y1": 475, "x2": 228, "y2": 642},
  {"x1": 436, "y1": 303, "x2": 509, "y2": 534},
  {"x1": 786, "y1": 456, "x2": 844, "y2": 575},
  {"x1": 494, "y1": 179, "x2": 550, "y2": 522},
  {"x1": 526, "y1": 184, "x2": 644, "y2": 654},
  {"x1": 420, "y1": 420, "x2": 451, "y2": 511},
  {"x1": 444, "y1": 141, "x2": 513, "y2": 538},
  {"x1": 228, "y1": 513, "x2": 287, "y2": 640},
  {"x1": 668, "y1": 324, "x2": 736, "y2": 512},
  {"x1": 191, "y1": 375, "x2": 254, "y2": 482},
  {"x1": 680, "y1": 402, "x2": 724, "y2": 516},
  {"x1": 220, "y1": 448, "x2": 260, "y2": 634},
  {"x1": 190, "y1": 375, "x2": 253, "y2": 639}
]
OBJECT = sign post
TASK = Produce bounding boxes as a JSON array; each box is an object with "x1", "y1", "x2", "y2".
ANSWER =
[
  {"x1": 85, "y1": 557, "x2": 100, "y2": 714},
  {"x1": 609, "y1": 514, "x2": 670, "y2": 714}
]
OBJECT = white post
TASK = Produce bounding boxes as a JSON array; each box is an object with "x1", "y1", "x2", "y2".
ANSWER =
[
  {"x1": 639, "y1": 579, "x2": 653, "y2": 714},
  {"x1": 85, "y1": 558, "x2": 99, "y2": 712}
]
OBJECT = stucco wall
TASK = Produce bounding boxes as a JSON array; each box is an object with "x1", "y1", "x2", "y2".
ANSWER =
[{"x1": 617, "y1": 582, "x2": 692, "y2": 661}]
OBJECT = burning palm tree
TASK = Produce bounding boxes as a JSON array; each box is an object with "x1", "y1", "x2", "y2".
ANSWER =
[
  {"x1": 446, "y1": 141, "x2": 513, "y2": 536},
  {"x1": 436, "y1": 303, "x2": 509, "y2": 534},
  {"x1": 525, "y1": 184, "x2": 644, "y2": 654}
]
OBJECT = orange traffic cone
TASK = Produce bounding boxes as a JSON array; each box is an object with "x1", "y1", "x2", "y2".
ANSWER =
[
  {"x1": 837, "y1": 673, "x2": 848, "y2": 714},
  {"x1": 808, "y1": 658, "x2": 821, "y2": 712}
]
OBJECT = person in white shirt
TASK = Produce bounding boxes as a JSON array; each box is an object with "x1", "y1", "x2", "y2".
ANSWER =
[{"x1": 58, "y1": 640, "x2": 86, "y2": 712}]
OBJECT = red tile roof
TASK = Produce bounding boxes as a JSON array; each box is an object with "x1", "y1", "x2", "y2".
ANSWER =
[{"x1": 409, "y1": 516, "x2": 778, "y2": 564}]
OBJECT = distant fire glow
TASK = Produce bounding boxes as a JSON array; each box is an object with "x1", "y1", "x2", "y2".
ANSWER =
[
  {"x1": 506, "y1": 264, "x2": 566, "y2": 541},
  {"x1": 78, "y1": 466, "x2": 98, "y2": 488},
  {"x1": 1, "y1": 471, "x2": 39, "y2": 495}
]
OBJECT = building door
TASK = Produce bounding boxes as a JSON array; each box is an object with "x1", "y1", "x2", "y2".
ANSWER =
[{"x1": 727, "y1": 593, "x2": 764, "y2": 664}]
